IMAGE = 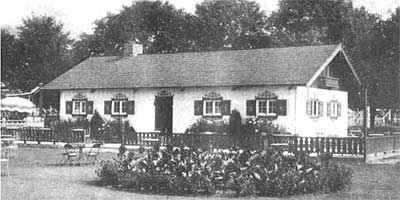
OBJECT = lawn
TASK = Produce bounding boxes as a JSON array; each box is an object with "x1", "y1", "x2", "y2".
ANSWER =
[{"x1": 1, "y1": 147, "x2": 400, "y2": 200}]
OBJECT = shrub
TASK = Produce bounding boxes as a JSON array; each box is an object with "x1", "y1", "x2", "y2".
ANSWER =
[
  {"x1": 53, "y1": 118, "x2": 89, "y2": 142},
  {"x1": 89, "y1": 110, "x2": 104, "y2": 140},
  {"x1": 96, "y1": 147, "x2": 353, "y2": 197},
  {"x1": 321, "y1": 163, "x2": 353, "y2": 192},
  {"x1": 229, "y1": 109, "x2": 242, "y2": 140},
  {"x1": 101, "y1": 119, "x2": 133, "y2": 142},
  {"x1": 96, "y1": 160, "x2": 123, "y2": 185},
  {"x1": 243, "y1": 117, "x2": 287, "y2": 135},
  {"x1": 185, "y1": 118, "x2": 229, "y2": 134}
]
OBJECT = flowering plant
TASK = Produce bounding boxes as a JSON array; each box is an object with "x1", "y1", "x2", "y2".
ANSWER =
[{"x1": 243, "y1": 117, "x2": 287, "y2": 136}]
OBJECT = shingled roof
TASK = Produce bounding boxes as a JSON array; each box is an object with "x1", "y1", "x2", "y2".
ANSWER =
[{"x1": 43, "y1": 44, "x2": 343, "y2": 90}]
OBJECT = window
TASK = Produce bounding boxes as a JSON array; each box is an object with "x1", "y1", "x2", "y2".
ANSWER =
[
  {"x1": 203, "y1": 100, "x2": 221, "y2": 116},
  {"x1": 256, "y1": 100, "x2": 276, "y2": 116},
  {"x1": 311, "y1": 100, "x2": 318, "y2": 117},
  {"x1": 72, "y1": 100, "x2": 86, "y2": 115},
  {"x1": 330, "y1": 102, "x2": 338, "y2": 117},
  {"x1": 327, "y1": 101, "x2": 341, "y2": 118},
  {"x1": 111, "y1": 100, "x2": 127, "y2": 115},
  {"x1": 307, "y1": 99, "x2": 323, "y2": 118}
]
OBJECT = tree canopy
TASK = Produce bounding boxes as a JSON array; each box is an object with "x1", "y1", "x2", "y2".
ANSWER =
[{"x1": 1, "y1": 15, "x2": 72, "y2": 91}]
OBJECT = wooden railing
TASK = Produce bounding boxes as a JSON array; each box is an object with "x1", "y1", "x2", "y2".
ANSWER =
[
  {"x1": 289, "y1": 137, "x2": 364, "y2": 155},
  {"x1": 3, "y1": 126, "x2": 400, "y2": 157},
  {"x1": 1, "y1": 127, "x2": 85, "y2": 144},
  {"x1": 366, "y1": 135, "x2": 400, "y2": 154}
]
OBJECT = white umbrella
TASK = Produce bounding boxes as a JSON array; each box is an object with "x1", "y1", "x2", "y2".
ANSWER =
[{"x1": 1, "y1": 97, "x2": 36, "y2": 113}]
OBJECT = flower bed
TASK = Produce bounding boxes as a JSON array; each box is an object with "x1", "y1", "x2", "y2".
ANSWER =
[{"x1": 96, "y1": 147, "x2": 353, "y2": 197}]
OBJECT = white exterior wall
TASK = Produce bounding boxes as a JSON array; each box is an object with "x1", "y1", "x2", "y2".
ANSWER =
[
  {"x1": 59, "y1": 86, "x2": 297, "y2": 133},
  {"x1": 295, "y1": 86, "x2": 348, "y2": 137}
]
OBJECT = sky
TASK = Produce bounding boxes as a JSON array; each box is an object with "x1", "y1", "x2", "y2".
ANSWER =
[{"x1": 0, "y1": 0, "x2": 399, "y2": 39}]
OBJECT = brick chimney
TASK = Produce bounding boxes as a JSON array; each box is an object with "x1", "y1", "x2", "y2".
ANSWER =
[{"x1": 123, "y1": 41, "x2": 143, "y2": 56}]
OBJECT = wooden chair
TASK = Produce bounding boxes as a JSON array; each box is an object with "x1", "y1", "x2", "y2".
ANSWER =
[
  {"x1": 60, "y1": 144, "x2": 79, "y2": 165},
  {"x1": 1, "y1": 146, "x2": 11, "y2": 176},
  {"x1": 85, "y1": 143, "x2": 101, "y2": 164}
]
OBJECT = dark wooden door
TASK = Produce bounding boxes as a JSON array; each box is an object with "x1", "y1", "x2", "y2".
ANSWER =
[{"x1": 154, "y1": 96, "x2": 173, "y2": 133}]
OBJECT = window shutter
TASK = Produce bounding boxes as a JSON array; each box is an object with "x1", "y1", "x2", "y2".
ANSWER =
[
  {"x1": 337, "y1": 102, "x2": 342, "y2": 117},
  {"x1": 194, "y1": 100, "x2": 203, "y2": 115},
  {"x1": 318, "y1": 101, "x2": 323, "y2": 117},
  {"x1": 306, "y1": 100, "x2": 311, "y2": 116},
  {"x1": 127, "y1": 101, "x2": 135, "y2": 115},
  {"x1": 87, "y1": 101, "x2": 94, "y2": 114},
  {"x1": 246, "y1": 100, "x2": 256, "y2": 116},
  {"x1": 221, "y1": 100, "x2": 231, "y2": 115},
  {"x1": 66, "y1": 101, "x2": 72, "y2": 114},
  {"x1": 104, "y1": 101, "x2": 111, "y2": 115},
  {"x1": 276, "y1": 99, "x2": 287, "y2": 116},
  {"x1": 327, "y1": 102, "x2": 331, "y2": 117}
]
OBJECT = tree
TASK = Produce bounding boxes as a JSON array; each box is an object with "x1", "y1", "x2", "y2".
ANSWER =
[
  {"x1": 71, "y1": 0, "x2": 193, "y2": 59},
  {"x1": 193, "y1": 0, "x2": 271, "y2": 51},
  {"x1": 270, "y1": 0, "x2": 354, "y2": 46},
  {"x1": 17, "y1": 15, "x2": 72, "y2": 91},
  {"x1": 1, "y1": 29, "x2": 22, "y2": 88}
]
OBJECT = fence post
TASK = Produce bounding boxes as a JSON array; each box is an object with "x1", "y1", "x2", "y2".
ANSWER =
[
  {"x1": 363, "y1": 87, "x2": 368, "y2": 162},
  {"x1": 37, "y1": 129, "x2": 41, "y2": 144}
]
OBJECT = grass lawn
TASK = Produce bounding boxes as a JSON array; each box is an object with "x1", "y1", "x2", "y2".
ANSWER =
[{"x1": 1, "y1": 147, "x2": 400, "y2": 200}]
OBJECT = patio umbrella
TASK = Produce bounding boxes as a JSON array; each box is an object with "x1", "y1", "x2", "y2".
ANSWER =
[{"x1": 1, "y1": 97, "x2": 36, "y2": 113}]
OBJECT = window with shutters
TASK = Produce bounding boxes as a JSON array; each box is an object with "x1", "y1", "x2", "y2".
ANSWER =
[
  {"x1": 105, "y1": 93, "x2": 135, "y2": 116},
  {"x1": 73, "y1": 100, "x2": 86, "y2": 115},
  {"x1": 195, "y1": 91, "x2": 230, "y2": 117},
  {"x1": 203, "y1": 100, "x2": 222, "y2": 116},
  {"x1": 256, "y1": 100, "x2": 276, "y2": 116}
]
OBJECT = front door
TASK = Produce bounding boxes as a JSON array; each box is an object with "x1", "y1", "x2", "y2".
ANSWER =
[{"x1": 154, "y1": 95, "x2": 173, "y2": 133}]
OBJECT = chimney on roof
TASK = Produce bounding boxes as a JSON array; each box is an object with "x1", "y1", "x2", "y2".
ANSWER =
[{"x1": 123, "y1": 41, "x2": 143, "y2": 56}]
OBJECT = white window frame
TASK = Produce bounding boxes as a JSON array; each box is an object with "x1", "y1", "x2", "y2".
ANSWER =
[
  {"x1": 330, "y1": 101, "x2": 338, "y2": 117},
  {"x1": 310, "y1": 100, "x2": 319, "y2": 117},
  {"x1": 203, "y1": 100, "x2": 222, "y2": 116},
  {"x1": 111, "y1": 100, "x2": 127, "y2": 115},
  {"x1": 72, "y1": 100, "x2": 86, "y2": 115},
  {"x1": 256, "y1": 99, "x2": 276, "y2": 116}
]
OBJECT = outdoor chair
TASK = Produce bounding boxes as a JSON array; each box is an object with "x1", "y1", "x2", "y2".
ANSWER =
[
  {"x1": 60, "y1": 143, "x2": 79, "y2": 165},
  {"x1": 85, "y1": 143, "x2": 101, "y2": 164},
  {"x1": 1, "y1": 147, "x2": 11, "y2": 176}
]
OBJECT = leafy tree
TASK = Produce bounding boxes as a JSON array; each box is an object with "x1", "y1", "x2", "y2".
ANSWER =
[
  {"x1": 1, "y1": 29, "x2": 22, "y2": 88},
  {"x1": 193, "y1": 0, "x2": 271, "y2": 50},
  {"x1": 17, "y1": 15, "x2": 72, "y2": 91},
  {"x1": 270, "y1": 0, "x2": 353, "y2": 46},
  {"x1": 71, "y1": 0, "x2": 193, "y2": 59}
]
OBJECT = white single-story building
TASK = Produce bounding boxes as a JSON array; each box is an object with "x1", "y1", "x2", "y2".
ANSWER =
[{"x1": 43, "y1": 43, "x2": 362, "y2": 137}]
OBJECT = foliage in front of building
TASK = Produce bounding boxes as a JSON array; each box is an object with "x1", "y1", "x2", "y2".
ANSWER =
[
  {"x1": 96, "y1": 146, "x2": 353, "y2": 197},
  {"x1": 243, "y1": 117, "x2": 288, "y2": 135},
  {"x1": 184, "y1": 110, "x2": 287, "y2": 136},
  {"x1": 184, "y1": 118, "x2": 229, "y2": 134},
  {"x1": 89, "y1": 110, "x2": 104, "y2": 140}
]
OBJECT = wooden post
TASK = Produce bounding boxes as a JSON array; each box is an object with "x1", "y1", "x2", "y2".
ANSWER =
[
  {"x1": 38, "y1": 83, "x2": 44, "y2": 116},
  {"x1": 363, "y1": 87, "x2": 368, "y2": 162}
]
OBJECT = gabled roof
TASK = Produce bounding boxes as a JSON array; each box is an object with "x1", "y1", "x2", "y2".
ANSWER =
[{"x1": 43, "y1": 44, "x2": 357, "y2": 90}]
